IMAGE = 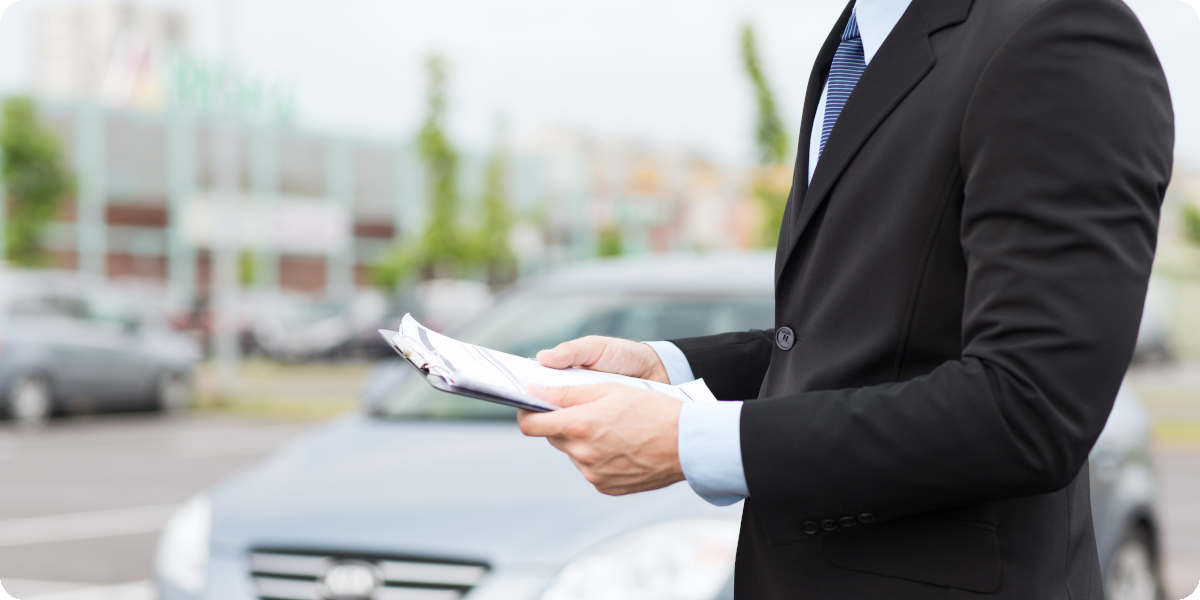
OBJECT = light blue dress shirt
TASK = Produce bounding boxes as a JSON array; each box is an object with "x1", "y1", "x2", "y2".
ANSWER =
[{"x1": 653, "y1": 0, "x2": 913, "y2": 507}]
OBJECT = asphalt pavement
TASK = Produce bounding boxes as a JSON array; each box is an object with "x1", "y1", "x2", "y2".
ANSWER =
[
  {"x1": 0, "y1": 413, "x2": 315, "y2": 599},
  {"x1": 0, "y1": 412, "x2": 1198, "y2": 599},
  {"x1": 1157, "y1": 442, "x2": 1200, "y2": 598}
]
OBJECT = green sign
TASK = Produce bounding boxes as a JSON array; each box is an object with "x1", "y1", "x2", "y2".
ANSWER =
[{"x1": 167, "y1": 52, "x2": 295, "y2": 125}]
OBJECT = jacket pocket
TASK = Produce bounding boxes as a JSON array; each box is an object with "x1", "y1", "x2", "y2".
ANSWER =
[{"x1": 822, "y1": 515, "x2": 1003, "y2": 593}]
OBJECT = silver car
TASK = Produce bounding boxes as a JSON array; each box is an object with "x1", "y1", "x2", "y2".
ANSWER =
[
  {"x1": 0, "y1": 269, "x2": 201, "y2": 425},
  {"x1": 155, "y1": 252, "x2": 1162, "y2": 600}
]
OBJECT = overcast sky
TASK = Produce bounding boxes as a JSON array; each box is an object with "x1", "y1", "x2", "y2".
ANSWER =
[{"x1": 0, "y1": 0, "x2": 1197, "y2": 168}]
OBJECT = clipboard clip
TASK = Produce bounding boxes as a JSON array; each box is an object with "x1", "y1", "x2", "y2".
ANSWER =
[{"x1": 379, "y1": 329, "x2": 452, "y2": 380}]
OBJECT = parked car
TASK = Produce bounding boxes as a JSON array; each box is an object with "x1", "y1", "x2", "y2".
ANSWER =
[
  {"x1": 0, "y1": 269, "x2": 201, "y2": 426},
  {"x1": 414, "y1": 278, "x2": 495, "y2": 332},
  {"x1": 156, "y1": 252, "x2": 1162, "y2": 600},
  {"x1": 252, "y1": 291, "x2": 391, "y2": 362},
  {"x1": 1132, "y1": 277, "x2": 1174, "y2": 364}
]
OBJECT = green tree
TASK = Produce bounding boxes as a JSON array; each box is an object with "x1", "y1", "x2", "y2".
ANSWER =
[
  {"x1": 415, "y1": 54, "x2": 472, "y2": 276},
  {"x1": 473, "y1": 126, "x2": 517, "y2": 286},
  {"x1": 372, "y1": 54, "x2": 475, "y2": 289},
  {"x1": 741, "y1": 24, "x2": 788, "y2": 164},
  {"x1": 740, "y1": 23, "x2": 791, "y2": 248},
  {"x1": 1184, "y1": 203, "x2": 1200, "y2": 247},
  {"x1": 1, "y1": 97, "x2": 74, "y2": 266},
  {"x1": 596, "y1": 226, "x2": 624, "y2": 258},
  {"x1": 237, "y1": 249, "x2": 259, "y2": 286}
]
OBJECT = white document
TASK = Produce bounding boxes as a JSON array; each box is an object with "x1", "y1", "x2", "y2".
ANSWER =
[{"x1": 379, "y1": 313, "x2": 718, "y2": 412}]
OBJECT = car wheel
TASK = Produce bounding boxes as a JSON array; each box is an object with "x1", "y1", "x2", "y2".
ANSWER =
[
  {"x1": 1105, "y1": 527, "x2": 1164, "y2": 600},
  {"x1": 155, "y1": 372, "x2": 192, "y2": 414},
  {"x1": 7, "y1": 374, "x2": 52, "y2": 427}
]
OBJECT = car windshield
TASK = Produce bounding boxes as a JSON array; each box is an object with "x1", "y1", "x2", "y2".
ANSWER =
[{"x1": 375, "y1": 290, "x2": 773, "y2": 420}]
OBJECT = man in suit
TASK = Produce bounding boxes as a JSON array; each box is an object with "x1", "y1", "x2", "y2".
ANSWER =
[{"x1": 517, "y1": 0, "x2": 1174, "y2": 597}]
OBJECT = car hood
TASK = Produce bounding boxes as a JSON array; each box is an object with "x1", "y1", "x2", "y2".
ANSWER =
[{"x1": 209, "y1": 415, "x2": 737, "y2": 568}]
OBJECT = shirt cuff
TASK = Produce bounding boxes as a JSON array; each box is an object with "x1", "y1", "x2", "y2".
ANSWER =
[
  {"x1": 644, "y1": 341, "x2": 696, "y2": 385},
  {"x1": 677, "y1": 400, "x2": 749, "y2": 506}
]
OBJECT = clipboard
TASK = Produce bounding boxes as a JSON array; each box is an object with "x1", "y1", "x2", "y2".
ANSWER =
[
  {"x1": 378, "y1": 324, "x2": 557, "y2": 412},
  {"x1": 379, "y1": 314, "x2": 719, "y2": 414}
]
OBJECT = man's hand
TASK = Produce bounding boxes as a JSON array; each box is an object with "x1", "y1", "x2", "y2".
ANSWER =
[
  {"x1": 536, "y1": 336, "x2": 670, "y2": 384},
  {"x1": 517, "y1": 383, "x2": 684, "y2": 496}
]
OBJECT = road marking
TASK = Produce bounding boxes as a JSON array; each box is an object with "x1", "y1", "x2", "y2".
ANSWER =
[
  {"x1": 16, "y1": 580, "x2": 153, "y2": 600},
  {"x1": 0, "y1": 505, "x2": 177, "y2": 548},
  {"x1": 0, "y1": 578, "x2": 81, "y2": 597},
  {"x1": 0, "y1": 420, "x2": 308, "y2": 458}
]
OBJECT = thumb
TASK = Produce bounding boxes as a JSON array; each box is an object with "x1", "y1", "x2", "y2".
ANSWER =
[
  {"x1": 536, "y1": 337, "x2": 606, "y2": 370},
  {"x1": 528, "y1": 384, "x2": 609, "y2": 409}
]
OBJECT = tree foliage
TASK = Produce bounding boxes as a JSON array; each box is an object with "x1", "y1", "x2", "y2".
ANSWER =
[
  {"x1": 596, "y1": 226, "x2": 624, "y2": 258},
  {"x1": 372, "y1": 54, "x2": 476, "y2": 289},
  {"x1": 739, "y1": 23, "x2": 791, "y2": 248},
  {"x1": 473, "y1": 129, "x2": 517, "y2": 286},
  {"x1": 1184, "y1": 203, "x2": 1200, "y2": 248},
  {"x1": 414, "y1": 54, "x2": 473, "y2": 276},
  {"x1": 740, "y1": 24, "x2": 789, "y2": 164},
  {"x1": 238, "y1": 249, "x2": 260, "y2": 287},
  {"x1": 752, "y1": 174, "x2": 786, "y2": 249},
  {"x1": 1, "y1": 97, "x2": 75, "y2": 266}
]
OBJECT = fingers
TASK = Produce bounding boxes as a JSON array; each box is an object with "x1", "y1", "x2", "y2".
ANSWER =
[
  {"x1": 518, "y1": 384, "x2": 614, "y2": 437},
  {"x1": 528, "y1": 383, "x2": 614, "y2": 408},
  {"x1": 517, "y1": 408, "x2": 567, "y2": 437},
  {"x1": 536, "y1": 337, "x2": 607, "y2": 369}
]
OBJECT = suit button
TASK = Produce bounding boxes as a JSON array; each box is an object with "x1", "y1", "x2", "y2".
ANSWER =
[
  {"x1": 858, "y1": 512, "x2": 876, "y2": 525},
  {"x1": 775, "y1": 326, "x2": 795, "y2": 351},
  {"x1": 839, "y1": 516, "x2": 857, "y2": 528},
  {"x1": 821, "y1": 519, "x2": 838, "y2": 532},
  {"x1": 802, "y1": 520, "x2": 819, "y2": 535}
]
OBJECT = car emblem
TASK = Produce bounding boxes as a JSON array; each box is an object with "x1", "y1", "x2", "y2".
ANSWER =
[{"x1": 320, "y1": 560, "x2": 381, "y2": 599}]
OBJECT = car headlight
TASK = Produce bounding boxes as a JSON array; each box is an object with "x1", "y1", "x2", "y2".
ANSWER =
[
  {"x1": 156, "y1": 495, "x2": 211, "y2": 594},
  {"x1": 541, "y1": 518, "x2": 739, "y2": 600}
]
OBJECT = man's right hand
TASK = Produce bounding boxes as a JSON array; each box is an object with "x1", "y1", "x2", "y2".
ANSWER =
[{"x1": 536, "y1": 336, "x2": 671, "y2": 384}]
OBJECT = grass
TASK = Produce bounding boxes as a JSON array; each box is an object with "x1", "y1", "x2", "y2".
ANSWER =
[
  {"x1": 192, "y1": 358, "x2": 371, "y2": 421},
  {"x1": 1153, "y1": 421, "x2": 1200, "y2": 444}
]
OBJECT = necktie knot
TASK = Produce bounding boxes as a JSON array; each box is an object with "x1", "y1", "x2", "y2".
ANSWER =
[{"x1": 841, "y1": 13, "x2": 861, "y2": 42}]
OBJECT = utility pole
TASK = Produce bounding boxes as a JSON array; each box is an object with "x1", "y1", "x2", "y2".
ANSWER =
[
  {"x1": 75, "y1": 101, "x2": 107, "y2": 276},
  {"x1": 326, "y1": 139, "x2": 354, "y2": 300},
  {"x1": 212, "y1": 0, "x2": 240, "y2": 391},
  {"x1": 166, "y1": 103, "x2": 196, "y2": 305},
  {"x1": 251, "y1": 125, "x2": 279, "y2": 292}
]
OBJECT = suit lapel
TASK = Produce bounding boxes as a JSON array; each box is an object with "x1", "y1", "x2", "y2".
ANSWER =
[
  {"x1": 775, "y1": 1, "x2": 854, "y2": 283},
  {"x1": 775, "y1": 0, "x2": 975, "y2": 287}
]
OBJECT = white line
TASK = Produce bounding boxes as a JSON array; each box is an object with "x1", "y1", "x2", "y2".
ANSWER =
[
  {"x1": 0, "y1": 505, "x2": 176, "y2": 548},
  {"x1": 24, "y1": 580, "x2": 153, "y2": 600}
]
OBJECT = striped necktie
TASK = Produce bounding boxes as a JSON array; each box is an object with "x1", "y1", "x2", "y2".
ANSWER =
[{"x1": 819, "y1": 12, "x2": 866, "y2": 158}]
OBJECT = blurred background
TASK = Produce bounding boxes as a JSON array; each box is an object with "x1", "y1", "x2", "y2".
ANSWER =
[{"x1": 0, "y1": 1, "x2": 1197, "y2": 599}]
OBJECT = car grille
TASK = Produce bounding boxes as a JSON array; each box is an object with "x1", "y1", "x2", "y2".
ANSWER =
[{"x1": 248, "y1": 549, "x2": 489, "y2": 600}]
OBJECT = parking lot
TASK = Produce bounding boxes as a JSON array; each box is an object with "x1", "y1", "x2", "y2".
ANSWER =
[
  {"x1": 0, "y1": 363, "x2": 1198, "y2": 599},
  {"x1": 0, "y1": 414, "x2": 315, "y2": 598}
]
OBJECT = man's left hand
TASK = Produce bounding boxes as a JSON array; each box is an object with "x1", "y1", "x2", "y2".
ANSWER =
[{"x1": 517, "y1": 383, "x2": 684, "y2": 496}]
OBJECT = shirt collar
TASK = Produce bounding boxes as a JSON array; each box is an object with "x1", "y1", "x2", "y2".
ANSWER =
[{"x1": 854, "y1": 0, "x2": 913, "y2": 65}]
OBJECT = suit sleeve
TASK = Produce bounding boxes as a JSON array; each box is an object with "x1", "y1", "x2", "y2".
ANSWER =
[
  {"x1": 739, "y1": 0, "x2": 1174, "y2": 536},
  {"x1": 670, "y1": 329, "x2": 774, "y2": 400}
]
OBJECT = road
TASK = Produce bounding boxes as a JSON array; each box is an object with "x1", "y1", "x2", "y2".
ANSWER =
[
  {"x1": 0, "y1": 413, "x2": 1198, "y2": 599},
  {"x1": 0, "y1": 414, "x2": 315, "y2": 599},
  {"x1": 1158, "y1": 442, "x2": 1200, "y2": 599}
]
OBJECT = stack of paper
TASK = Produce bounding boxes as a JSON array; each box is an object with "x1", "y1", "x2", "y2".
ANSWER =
[{"x1": 379, "y1": 313, "x2": 718, "y2": 412}]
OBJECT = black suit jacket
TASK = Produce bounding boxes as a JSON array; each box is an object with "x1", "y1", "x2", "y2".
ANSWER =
[{"x1": 671, "y1": 0, "x2": 1173, "y2": 597}]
